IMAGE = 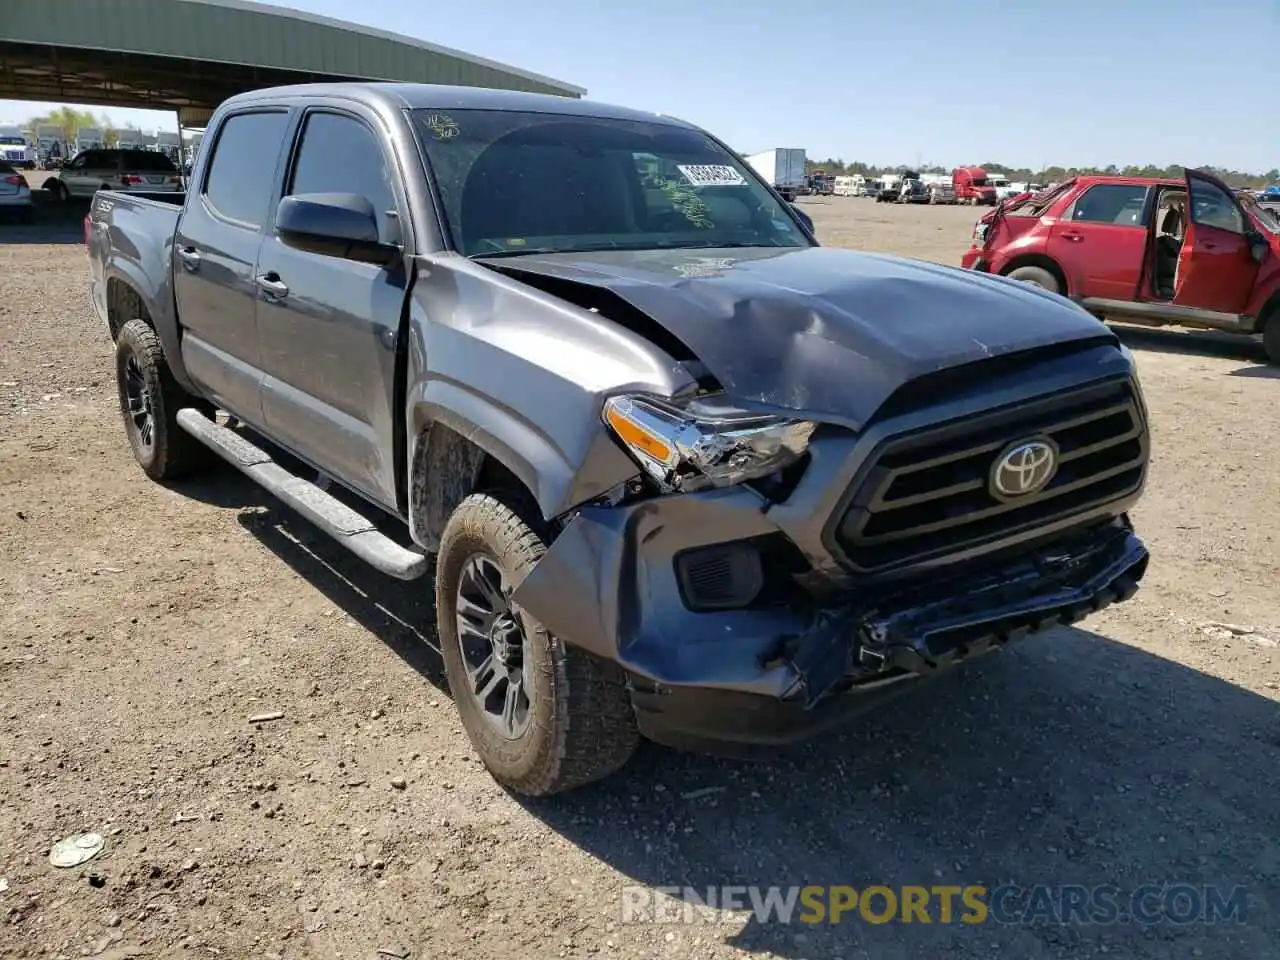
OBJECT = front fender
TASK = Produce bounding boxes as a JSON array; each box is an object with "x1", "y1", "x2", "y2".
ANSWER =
[{"x1": 405, "y1": 256, "x2": 696, "y2": 522}]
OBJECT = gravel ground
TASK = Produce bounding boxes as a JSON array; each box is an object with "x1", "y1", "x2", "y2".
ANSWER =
[{"x1": 1, "y1": 194, "x2": 1278, "y2": 960}]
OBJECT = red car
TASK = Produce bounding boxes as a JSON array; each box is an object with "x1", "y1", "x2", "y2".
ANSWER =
[{"x1": 961, "y1": 169, "x2": 1280, "y2": 363}]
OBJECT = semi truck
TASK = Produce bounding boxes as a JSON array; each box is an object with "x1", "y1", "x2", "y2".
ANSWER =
[
  {"x1": 745, "y1": 147, "x2": 806, "y2": 201},
  {"x1": 0, "y1": 123, "x2": 34, "y2": 168}
]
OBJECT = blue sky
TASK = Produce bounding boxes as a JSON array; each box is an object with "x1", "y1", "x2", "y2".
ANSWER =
[{"x1": 3, "y1": 0, "x2": 1275, "y2": 172}]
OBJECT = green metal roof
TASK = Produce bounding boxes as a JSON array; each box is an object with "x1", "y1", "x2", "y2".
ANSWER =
[{"x1": 0, "y1": 0, "x2": 584, "y2": 111}]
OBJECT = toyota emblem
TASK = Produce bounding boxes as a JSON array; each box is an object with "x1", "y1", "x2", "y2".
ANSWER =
[{"x1": 990, "y1": 439, "x2": 1058, "y2": 500}]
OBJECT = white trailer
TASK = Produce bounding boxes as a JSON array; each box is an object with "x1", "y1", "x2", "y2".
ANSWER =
[
  {"x1": 745, "y1": 147, "x2": 806, "y2": 201},
  {"x1": 35, "y1": 123, "x2": 67, "y2": 162},
  {"x1": 75, "y1": 127, "x2": 103, "y2": 154},
  {"x1": 156, "y1": 131, "x2": 181, "y2": 165}
]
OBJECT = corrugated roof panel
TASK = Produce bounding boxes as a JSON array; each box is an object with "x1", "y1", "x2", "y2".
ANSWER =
[{"x1": 1, "y1": 0, "x2": 583, "y2": 96}]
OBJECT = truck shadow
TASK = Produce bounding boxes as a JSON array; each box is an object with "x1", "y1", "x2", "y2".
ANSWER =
[
  {"x1": 178, "y1": 468, "x2": 448, "y2": 690},
  {"x1": 1112, "y1": 324, "x2": 1270, "y2": 368},
  {"x1": 177, "y1": 470, "x2": 1277, "y2": 958},
  {"x1": 512, "y1": 633, "x2": 1279, "y2": 959}
]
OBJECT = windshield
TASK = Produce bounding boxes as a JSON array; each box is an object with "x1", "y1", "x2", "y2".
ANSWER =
[
  {"x1": 0, "y1": 136, "x2": 25, "y2": 146},
  {"x1": 412, "y1": 109, "x2": 812, "y2": 257},
  {"x1": 970, "y1": 177, "x2": 988, "y2": 187}
]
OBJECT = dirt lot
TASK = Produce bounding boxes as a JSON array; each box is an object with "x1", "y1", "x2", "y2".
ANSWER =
[{"x1": 1, "y1": 195, "x2": 1278, "y2": 960}]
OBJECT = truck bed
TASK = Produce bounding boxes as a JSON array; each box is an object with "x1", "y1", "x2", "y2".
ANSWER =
[{"x1": 87, "y1": 190, "x2": 187, "y2": 358}]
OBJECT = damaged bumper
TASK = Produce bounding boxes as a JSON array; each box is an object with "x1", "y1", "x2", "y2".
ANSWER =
[{"x1": 511, "y1": 483, "x2": 1149, "y2": 751}]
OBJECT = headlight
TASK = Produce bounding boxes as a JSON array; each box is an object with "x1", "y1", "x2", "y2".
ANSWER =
[{"x1": 602, "y1": 393, "x2": 816, "y2": 493}]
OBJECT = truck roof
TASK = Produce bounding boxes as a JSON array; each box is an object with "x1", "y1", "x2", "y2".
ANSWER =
[{"x1": 221, "y1": 82, "x2": 697, "y2": 130}]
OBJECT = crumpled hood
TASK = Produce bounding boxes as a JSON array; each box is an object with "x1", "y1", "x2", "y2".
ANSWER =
[{"x1": 488, "y1": 245, "x2": 1116, "y2": 429}]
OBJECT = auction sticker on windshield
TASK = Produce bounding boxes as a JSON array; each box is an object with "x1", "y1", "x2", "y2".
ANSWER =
[{"x1": 677, "y1": 165, "x2": 747, "y2": 188}]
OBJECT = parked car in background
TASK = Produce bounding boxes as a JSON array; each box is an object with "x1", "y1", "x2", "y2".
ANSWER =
[
  {"x1": 50, "y1": 148, "x2": 182, "y2": 200},
  {"x1": 87, "y1": 81, "x2": 1150, "y2": 796},
  {"x1": 0, "y1": 160, "x2": 34, "y2": 221},
  {"x1": 961, "y1": 170, "x2": 1280, "y2": 363}
]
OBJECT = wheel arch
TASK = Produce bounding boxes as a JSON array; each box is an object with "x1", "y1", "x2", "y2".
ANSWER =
[
  {"x1": 105, "y1": 275, "x2": 152, "y2": 341},
  {"x1": 998, "y1": 254, "x2": 1070, "y2": 296},
  {"x1": 408, "y1": 420, "x2": 527, "y2": 552}
]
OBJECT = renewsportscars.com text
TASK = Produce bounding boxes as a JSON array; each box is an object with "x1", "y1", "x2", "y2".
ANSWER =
[{"x1": 620, "y1": 884, "x2": 1248, "y2": 927}]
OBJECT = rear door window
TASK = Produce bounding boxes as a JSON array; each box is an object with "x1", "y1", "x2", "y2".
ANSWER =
[
  {"x1": 202, "y1": 111, "x2": 291, "y2": 227},
  {"x1": 1068, "y1": 184, "x2": 1149, "y2": 226}
]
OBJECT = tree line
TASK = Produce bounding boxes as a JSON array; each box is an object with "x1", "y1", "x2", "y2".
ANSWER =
[
  {"x1": 22, "y1": 107, "x2": 133, "y2": 145},
  {"x1": 804, "y1": 159, "x2": 1278, "y2": 189}
]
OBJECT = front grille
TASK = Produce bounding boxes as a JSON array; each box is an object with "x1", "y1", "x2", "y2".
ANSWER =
[{"x1": 833, "y1": 378, "x2": 1147, "y2": 572}]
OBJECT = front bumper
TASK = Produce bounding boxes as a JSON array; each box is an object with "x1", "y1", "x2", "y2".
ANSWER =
[
  {"x1": 513, "y1": 490, "x2": 1147, "y2": 750},
  {"x1": 960, "y1": 247, "x2": 988, "y2": 271}
]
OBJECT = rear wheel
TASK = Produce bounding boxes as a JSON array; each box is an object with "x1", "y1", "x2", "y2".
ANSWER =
[
  {"x1": 114, "y1": 319, "x2": 212, "y2": 481},
  {"x1": 1007, "y1": 265, "x2": 1061, "y2": 295},
  {"x1": 436, "y1": 491, "x2": 639, "y2": 796}
]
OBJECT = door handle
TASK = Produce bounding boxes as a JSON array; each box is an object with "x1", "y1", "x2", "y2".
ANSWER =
[
  {"x1": 177, "y1": 246, "x2": 201, "y2": 269},
  {"x1": 1060, "y1": 232, "x2": 1084, "y2": 242},
  {"x1": 255, "y1": 273, "x2": 289, "y2": 300}
]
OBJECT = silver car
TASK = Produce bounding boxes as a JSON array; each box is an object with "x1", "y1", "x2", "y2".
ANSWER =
[
  {"x1": 51, "y1": 149, "x2": 182, "y2": 201},
  {"x1": 0, "y1": 160, "x2": 34, "y2": 222}
]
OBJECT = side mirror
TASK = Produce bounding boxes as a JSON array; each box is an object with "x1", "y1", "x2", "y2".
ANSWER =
[
  {"x1": 790, "y1": 203, "x2": 814, "y2": 235},
  {"x1": 276, "y1": 192, "x2": 395, "y2": 264},
  {"x1": 1245, "y1": 229, "x2": 1269, "y2": 264}
]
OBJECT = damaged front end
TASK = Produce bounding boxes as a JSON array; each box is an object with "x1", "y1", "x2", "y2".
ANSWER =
[{"x1": 511, "y1": 480, "x2": 1149, "y2": 751}]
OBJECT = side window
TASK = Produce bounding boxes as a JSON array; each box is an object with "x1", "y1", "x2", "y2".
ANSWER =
[
  {"x1": 287, "y1": 112, "x2": 397, "y2": 238},
  {"x1": 203, "y1": 111, "x2": 291, "y2": 228},
  {"x1": 1188, "y1": 178, "x2": 1244, "y2": 234},
  {"x1": 1069, "y1": 184, "x2": 1149, "y2": 226}
]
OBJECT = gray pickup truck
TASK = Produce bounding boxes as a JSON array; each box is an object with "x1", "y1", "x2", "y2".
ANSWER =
[{"x1": 87, "y1": 82, "x2": 1151, "y2": 796}]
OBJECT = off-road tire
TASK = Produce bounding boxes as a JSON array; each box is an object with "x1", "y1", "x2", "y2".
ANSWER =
[
  {"x1": 114, "y1": 319, "x2": 211, "y2": 481},
  {"x1": 436, "y1": 491, "x2": 639, "y2": 796},
  {"x1": 1007, "y1": 265, "x2": 1061, "y2": 295},
  {"x1": 1263, "y1": 307, "x2": 1280, "y2": 365}
]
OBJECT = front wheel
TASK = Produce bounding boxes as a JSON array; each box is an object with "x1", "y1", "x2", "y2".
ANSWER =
[
  {"x1": 1006, "y1": 265, "x2": 1061, "y2": 295},
  {"x1": 1263, "y1": 308, "x2": 1280, "y2": 365},
  {"x1": 436, "y1": 491, "x2": 639, "y2": 796}
]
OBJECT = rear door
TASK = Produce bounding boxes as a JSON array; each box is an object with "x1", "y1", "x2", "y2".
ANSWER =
[
  {"x1": 1046, "y1": 182, "x2": 1150, "y2": 299},
  {"x1": 253, "y1": 106, "x2": 410, "y2": 507},
  {"x1": 173, "y1": 109, "x2": 293, "y2": 423},
  {"x1": 1173, "y1": 169, "x2": 1261, "y2": 315}
]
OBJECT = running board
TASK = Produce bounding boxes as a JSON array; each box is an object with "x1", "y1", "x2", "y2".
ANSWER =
[
  {"x1": 176, "y1": 408, "x2": 428, "y2": 581},
  {"x1": 1079, "y1": 298, "x2": 1253, "y2": 332}
]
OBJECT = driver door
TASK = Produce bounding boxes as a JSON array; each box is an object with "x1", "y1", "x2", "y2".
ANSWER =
[{"x1": 1173, "y1": 169, "x2": 1262, "y2": 315}]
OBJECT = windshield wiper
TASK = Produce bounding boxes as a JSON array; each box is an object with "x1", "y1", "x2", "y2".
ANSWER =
[{"x1": 467, "y1": 247, "x2": 566, "y2": 260}]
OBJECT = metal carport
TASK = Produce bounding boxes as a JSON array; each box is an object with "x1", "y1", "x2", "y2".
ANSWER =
[{"x1": 0, "y1": 0, "x2": 585, "y2": 127}]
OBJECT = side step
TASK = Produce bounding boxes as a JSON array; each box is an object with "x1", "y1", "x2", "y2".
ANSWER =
[
  {"x1": 176, "y1": 408, "x2": 428, "y2": 581},
  {"x1": 1078, "y1": 297, "x2": 1254, "y2": 333}
]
